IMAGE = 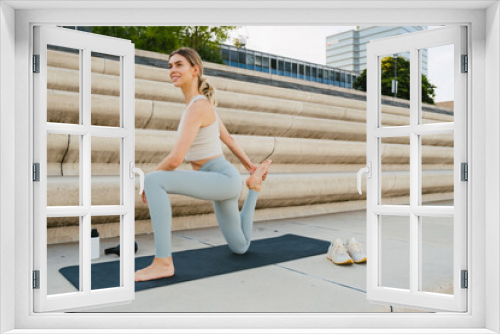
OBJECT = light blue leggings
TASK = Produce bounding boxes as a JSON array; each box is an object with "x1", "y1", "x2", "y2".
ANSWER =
[{"x1": 143, "y1": 156, "x2": 259, "y2": 258}]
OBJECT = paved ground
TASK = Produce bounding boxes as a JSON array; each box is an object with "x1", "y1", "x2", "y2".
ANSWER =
[{"x1": 47, "y1": 203, "x2": 454, "y2": 313}]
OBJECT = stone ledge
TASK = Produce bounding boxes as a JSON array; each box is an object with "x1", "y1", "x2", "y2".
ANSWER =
[{"x1": 46, "y1": 191, "x2": 453, "y2": 245}]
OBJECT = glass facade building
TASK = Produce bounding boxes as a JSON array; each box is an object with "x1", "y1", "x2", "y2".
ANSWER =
[
  {"x1": 220, "y1": 44, "x2": 358, "y2": 89},
  {"x1": 326, "y1": 26, "x2": 428, "y2": 75}
]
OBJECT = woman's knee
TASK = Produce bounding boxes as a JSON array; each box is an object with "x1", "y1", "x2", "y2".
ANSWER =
[
  {"x1": 228, "y1": 241, "x2": 249, "y2": 255},
  {"x1": 144, "y1": 171, "x2": 165, "y2": 189}
]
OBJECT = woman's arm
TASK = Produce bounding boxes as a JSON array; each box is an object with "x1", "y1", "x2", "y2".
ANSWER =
[
  {"x1": 218, "y1": 114, "x2": 254, "y2": 171},
  {"x1": 155, "y1": 102, "x2": 205, "y2": 171}
]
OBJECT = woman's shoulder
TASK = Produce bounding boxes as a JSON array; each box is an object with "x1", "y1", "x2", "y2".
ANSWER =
[{"x1": 186, "y1": 97, "x2": 214, "y2": 122}]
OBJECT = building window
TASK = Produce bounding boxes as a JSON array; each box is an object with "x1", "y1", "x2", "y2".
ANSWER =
[
  {"x1": 255, "y1": 55, "x2": 262, "y2": 71},
  {"x1": 278, "y1": 59, "x2": 284, "y2": 75},
  {"x1": 238, "y1": 50, "x2": 246, "y2": 69},
  {"x1": 299, "y1": 64, "x2": 304, "y2": 79},
  {"x1": 263, "y1": 56, "x2": 270, "y2": 73},
  {"x1": 285, "y1": 60, "x2": 291, "y2": 77},
  {"x1": 292, "y1": 63, "x2": 298, "y2": 78},
  {"x1": 335, "y1": 71, "x2": 341, "y2": 85},
  {"x1": 221, "y1": 47, "x2": 229, "y2": 64},
  {"x1": 305, "y1": 65, "x2": 310, "y2": 80},
  {"x1": 311, "y1": 67, "x2": 317, "y2": 82},
  {"x1": 246, "y1": 53, "x2": 255, "y2": 70},
  {"x1": 271, "y1": 57, "x2": 277, "y2": 74},
  {"x1": 230, "y1": 49, "x2": 238, "y2": 67}
]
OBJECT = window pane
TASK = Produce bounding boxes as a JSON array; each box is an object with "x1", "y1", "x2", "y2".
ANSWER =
[
  {"x1": 263, "y1": 57, "x2": 269, "y2": 70},
  {"x1": 47, "y1": 45, "x2": 80, "y2": 125},
  {"x1": 91, "y1": 52, "x2": 121, "y2": 127},
  {"x1": 246, "y1": 53, "x2": 254, "y2": 66},
  {"x1": 380, "y1": 215, "x2": 410, "y2": 290},
  {"x1": 381, "y1": 137, "x2": 410, "y2": 205},
  {"x1": 420, "y1": 216, "x2": 454, "y2": 295},
  {"x1": 421, "y1": 133, "x2": 454, "y2": 206},
  {"x1": 230, "y1": 50, "x2": 238, "y2": 66},
  {"x1": 91, "y1": 136, "x2": 121, "y2": 206},
  {"x1": 47, "y1": 216, "x2": 81, "y2": 295},
  {"x1": 221, "y1": 48, "x2": 229, "y2": 62},
  {"x1": 420, "y1": 45, "x2": 454, "y2": 124},
  {"x1": 91, "y1": 215, "x2": 122, "y2": 290},
  {"x1": 238, "y1": 51, "x2": 246, "y2": 64},
  {"x1": 271, "y1": 58, "x2": 277, "y2": 70},
  {"x1": 47, "y1": 133, "x2": 80, "y2": 206},
  {"x1": 380, "y1": 52, "x2": 411, "y2": 127}
]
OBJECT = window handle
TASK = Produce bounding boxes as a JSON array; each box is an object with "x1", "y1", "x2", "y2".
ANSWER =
[
  {"x1": 357, "y1": 162, "x2": 372, "y2": 195},
  {"x1": 129, "y1": 162, "x2": 145, "y2": 195}
]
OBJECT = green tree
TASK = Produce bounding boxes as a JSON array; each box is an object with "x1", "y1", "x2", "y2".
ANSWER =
[
  {"x1": 353, "y1": 56, "x2": 436, "y2": 104},
  {"x1": 90, "y1": 26, "x2": 238, "y2": 64}
]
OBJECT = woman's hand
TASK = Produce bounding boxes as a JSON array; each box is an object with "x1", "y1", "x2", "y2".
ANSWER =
[
  {"x1": 141, "y1": 190, "x2": 148, "y2": 205},
  {"x1": 247, "y1": 162, "x2": 257, "y2": 176},
  {"x1": 248, "y1": 162, "x2": 268, "y2": 181}
]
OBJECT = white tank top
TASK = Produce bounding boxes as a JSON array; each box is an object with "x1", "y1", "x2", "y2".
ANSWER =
[{"x1": 177, "y1": 95, "x2": 223, "y2": 162}]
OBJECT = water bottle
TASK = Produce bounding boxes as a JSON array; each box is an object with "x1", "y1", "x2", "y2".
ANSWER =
[{"x1": 91, "y1": 228, "x2": 100, "y2": 260}]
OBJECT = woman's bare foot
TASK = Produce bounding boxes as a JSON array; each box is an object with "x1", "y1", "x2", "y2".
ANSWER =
[
  {"x1": 246, "y1": 159, "x2": 272, "y2": 192},
  {"x1": 135, "y1": 256, "x2": 175, "y2": 282}
]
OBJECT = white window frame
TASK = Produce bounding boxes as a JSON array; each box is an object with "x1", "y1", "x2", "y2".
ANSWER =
[
  {"x1": 33, "y1": 25, "x2": 137, "y2": 313},
  {"x1": 365, "y1": 25, "x2": 468, "y2": 312},
  {"x1": 1, "y1": 2, "x2": 499, "y2": 333}
]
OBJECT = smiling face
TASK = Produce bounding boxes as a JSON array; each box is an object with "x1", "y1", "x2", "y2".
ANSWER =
[{"x1": 167, "y1": 54, "x2": 199, "y2": 88}]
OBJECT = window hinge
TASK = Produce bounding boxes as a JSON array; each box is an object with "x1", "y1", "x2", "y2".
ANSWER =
[
  {"x1": 461, "y1": 270, "x2": 468, "y2": 289},
  {"x1": 33, "y1": 163, "x2": 40, "y2": 182},
  {"x1": 33, "y1": 270, "x2": 40, "y2": 289},
  {"x1": 33, "y1": 54, "x2": 40, "y2": 73},
  {"x1": 461, "y1": 54, "x2": 468, "y2": 73},
  {"x1": 461, "y1": 162, "x2": 468, "y2": 181}
]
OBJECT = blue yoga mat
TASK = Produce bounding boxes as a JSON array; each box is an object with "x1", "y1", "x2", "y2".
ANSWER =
[{"x1": 59, "y1": 234, "x2": 330, "y2": 292}]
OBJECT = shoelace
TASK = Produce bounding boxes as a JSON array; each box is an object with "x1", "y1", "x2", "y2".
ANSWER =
[
  {"x1": 348, "y1": 242, "x2": 362, "y2": 252},
  {"x1": 333, "y1": 243, "x2": 348, "y2": 255}
]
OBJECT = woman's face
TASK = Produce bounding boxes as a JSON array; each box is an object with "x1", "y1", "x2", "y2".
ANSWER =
[{"x1": 168, "y1": 54, "x2": 199, "y2": 88}]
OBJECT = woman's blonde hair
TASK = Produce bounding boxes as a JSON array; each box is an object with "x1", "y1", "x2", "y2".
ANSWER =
[{"x1": 168, "y1": 47, "x2": 217, "y2": 107}]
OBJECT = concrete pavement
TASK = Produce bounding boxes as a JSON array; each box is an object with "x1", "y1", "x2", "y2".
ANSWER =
[{"x1": 47, "y1": 204, "x2": 454, "y2": 313}]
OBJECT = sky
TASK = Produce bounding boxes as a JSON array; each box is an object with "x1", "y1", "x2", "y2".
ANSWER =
[{"x1": 223, "y1": 26, "x2": 453, "y2": 103}]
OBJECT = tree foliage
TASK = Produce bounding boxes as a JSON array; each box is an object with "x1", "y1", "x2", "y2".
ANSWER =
[
  {"x1": 91, "y1": 26, "x2": 238, "y2": 64},
  {"x1": 353, "y1": 56, "x2": 436, "y2": 104}
]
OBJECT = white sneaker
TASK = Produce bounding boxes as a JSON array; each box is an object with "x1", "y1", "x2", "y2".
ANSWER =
[
  {"x1": 326, "y1": 238, "x2": 354, "y2": 265},
  {"x1": 344, "y1": 237, "x2": 367, "y2": 263}
]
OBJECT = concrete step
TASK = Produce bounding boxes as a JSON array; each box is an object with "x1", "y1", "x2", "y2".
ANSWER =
[
  {"x1": 46, "y1": 171, "x2": 453, "y2": 227},
  {"x1": 46, "y1": 191, "x2": 454, "y2": 245},
  {"x1": 46, "y1": 131, "x2": 454, "y2": 174},
  {"x1": 48, "y1": 50, "x2": 453, "y2": 125},
  {"x1": 47, "y1": 90, "x2": 454, "y2": 146}
]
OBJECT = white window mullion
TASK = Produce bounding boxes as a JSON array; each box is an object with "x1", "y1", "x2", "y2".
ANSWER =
[
  {"x1": 414, "y1": 123, "x2": 454, "y2": 135},
  {"x1": 81, "y1": 47, "x2": 92, "y2": 294},
  {"x1": 122, "y1": 49, "x2": 135, "y2": 295},
  {"x1": 409, "y1": 47, "x2": 419, "y2": 295},
  {"x1": 46, "y1": 123, "x2": 132, "y2": 137},
  {"x1": 372, "y1": 205, "x2": 411, "y2": 215},
  {"x1": 365, "y1": 49, "x2": 379, "y2": 296},
  {"x1": 372, "y1": 126, "x2": 411, "y2": 138}
]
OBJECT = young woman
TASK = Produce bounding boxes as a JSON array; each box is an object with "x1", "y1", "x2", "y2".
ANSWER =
[{"x1": 135, "y1": 47, "x2": 272, "y2": 282}]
